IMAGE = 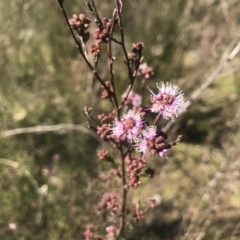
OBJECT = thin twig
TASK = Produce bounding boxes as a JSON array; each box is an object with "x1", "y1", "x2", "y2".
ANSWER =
[
  {"x1": 56, "y1": 0, "x2": 111, "y2": 95},
  {"x1": 90, "y1": 0, "x2": 103, "y2": 26},
  {"x1": 117, "y1": 147, "x2": 128, "y2": 237},
  {"x1": 115, "y1": 0, "x2": 132, "y2": 81},
  {"x1": 107, "y1": 9, "x2": 120, "y2": 117}
]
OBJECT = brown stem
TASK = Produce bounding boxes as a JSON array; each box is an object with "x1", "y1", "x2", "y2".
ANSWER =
[
  {"x1": 107, "y1": 13, "x2": 119, "y2": 118},
  {"x1": 115, "y1": 0, "x2": 134, "y2": 111},
  {"x1": 56, "y1": 1, "x2": 111, "y2": 95},
  {"x1": 90, "y1": 0, "x2": 103, "y2": 27},
  {"x1": 118, "y1": 60, "x2": 142, "y2": 111},
  {"x1": 154, "y1": 112, "x2": 162, "y2": 126},
  {"x1": 108, "y1": 35, "x2": 122, "y2": 44},
  {"x1": 117, "y1": 146, "x2": 128, "y2": 237},
  {"x1": 115, "y1": 0, "x2": 132, "y2": 80}
]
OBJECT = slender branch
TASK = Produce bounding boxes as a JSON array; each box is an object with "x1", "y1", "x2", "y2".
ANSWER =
[
  {"x1": 113, "y1": 0, "x2": 144, "y2": 111},
  {"x1": 108, "y1": 35, "x2": 122, "y2": 45},
  {"x1": 56, "y1": 0, "x2": 111, "y2": 95},
  {"x1": 163, "y1": 39, "x2": 240, "y2": 132},
  {"x1": 118, "y1": 56, "x2": 143, "y2": 110},
  {"x1": 115, "y1": 0, "x2": 132, "y2": 80},
  {"x1": 154, "y1": 112, "x2": 162, "y2": 126},
  {"x1": 118, "y1": 63, "x2": 141, "y2": 110},
  {"x1": 1, "y1": 124, "x2": 102, "y2": 144},
  {"x1": 107, "y1": 13, "x2": 120, "y2": 117},
  {"x1": 90, "y1": 0, "x2": 103, "y2": 26},
  {"x1": 117, "y1": 146, "x2": 128, "y2": 237}
]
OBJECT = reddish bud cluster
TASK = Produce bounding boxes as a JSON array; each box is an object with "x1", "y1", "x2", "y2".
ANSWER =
[
  {"x1": 93, "y1": 18, "x2": 113, "y2": 44},
  {"x1": 128, "y1": 42, "x2": 144, "y2": 64},
  {"x1": 132, "y1": 42, "x2": 144, "y2": 52},
  {"x1": 69, "y1": 14, "x2": 91, "y2": 35},
  {"x1": 145, "y1": 132, "x2": 169, "y2": 156},
  {"x1": 90, "y1": 17, "x2": 114, "y2": 57},
  {"x1": 98, "y1": 112, "x2": 114, "y2": 122},
  {"x1": 126, "y1": 156, "x2": 146, "y2": 188},
  {"x1": 102, "y1": 17, "x2": 114, "y2": 29},
  {"x1": 83, "y1": 224, "x2": 103, "y2": 240},
  {"x1": 99, "y1": 192, "x2": 119, "y2": 213},
  {"x1": 97, "y1": 149, "x2": 112, "y2": 162},
  {"x1": 135, "y1": 127, "x2": 169, "y2": 157},
  {"x1": 90, "y1": 44, "x2": 101, "y2": 57},
  {"x1": 93, "y1": 28, "x2": 109, "y2": 44},
  {"x1": 97, "y1": 124, "x2": 110, "y2": 139}
]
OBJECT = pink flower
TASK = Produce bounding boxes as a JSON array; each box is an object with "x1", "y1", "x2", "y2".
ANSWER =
[
  {"x1": 159, "y1": 149, "x2": 168, "y2": 157},
  {"x1": 111, "y1": 109, "x2": 144, "y2": 142},
  {"x1": 134, "y1": 126, "x2": 168, "y2": 158},
  {"x1": 135, "y1": 126, "x2": 156, "y2": 153},
  {"x1": 142, "y1": 126, "x2": 157, "y2": 139},
  {"x1": 123, "y1": 109, "x2": 144, "y2": 141},
  {"x1": 111, "y1": 121, "x2": 124, "y2": 138},
  {"x1": 148, "y1": 82, "x2": 184, "y2": 120},
  {"x1": 135, "y1": 138, "x2": 148, "y2": 153}
]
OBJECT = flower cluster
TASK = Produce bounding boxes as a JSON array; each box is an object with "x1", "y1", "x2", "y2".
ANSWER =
[
  {"x1": 93, "y1": 18, "x2": 113, "y2": 44},
  {"x1": 99, "y1": 192, "x2": 119, "y2": 213},
  {"x1": 110, "y1": 83, "x2": 184, "y2": 157},
  {"x1": 68, "y1": 13, "x2": 91, "y2": 35},
  {"x1": 90, "y1": 44, "x2": 101, "y2": 57},
  {"x1": 90, "y1": 17, "x2": 114, "y2": 57},
  {"x1": 110, "y1": 82, "x2": 184, "y2": 156},
  {"x1": 97, "y1": 124, "x2": 110, "y2": 140},
  {"x1": 98, "y1": 112, "x2": 114, "y2": 122},
  {"x1": 97, "y1": 149, "x2": 111, "y2": 161}
]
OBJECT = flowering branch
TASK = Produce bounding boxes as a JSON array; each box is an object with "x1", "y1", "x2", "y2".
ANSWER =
[
  {"x1": 57, "y1": 0, "x2": 112, "y2": 97},
  {"x1": 56, "y1": 1, "x2": 185, "y2": 239}
]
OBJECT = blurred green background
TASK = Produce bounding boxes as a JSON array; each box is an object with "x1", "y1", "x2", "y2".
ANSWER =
[{"x1": 1, "y1": 0, "x2": 240, "y2": 239}]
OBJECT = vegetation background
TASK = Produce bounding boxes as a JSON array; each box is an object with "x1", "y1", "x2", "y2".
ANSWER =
[{"x1": 0, "y1": 0, "x2": 240, "y2": 239}]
